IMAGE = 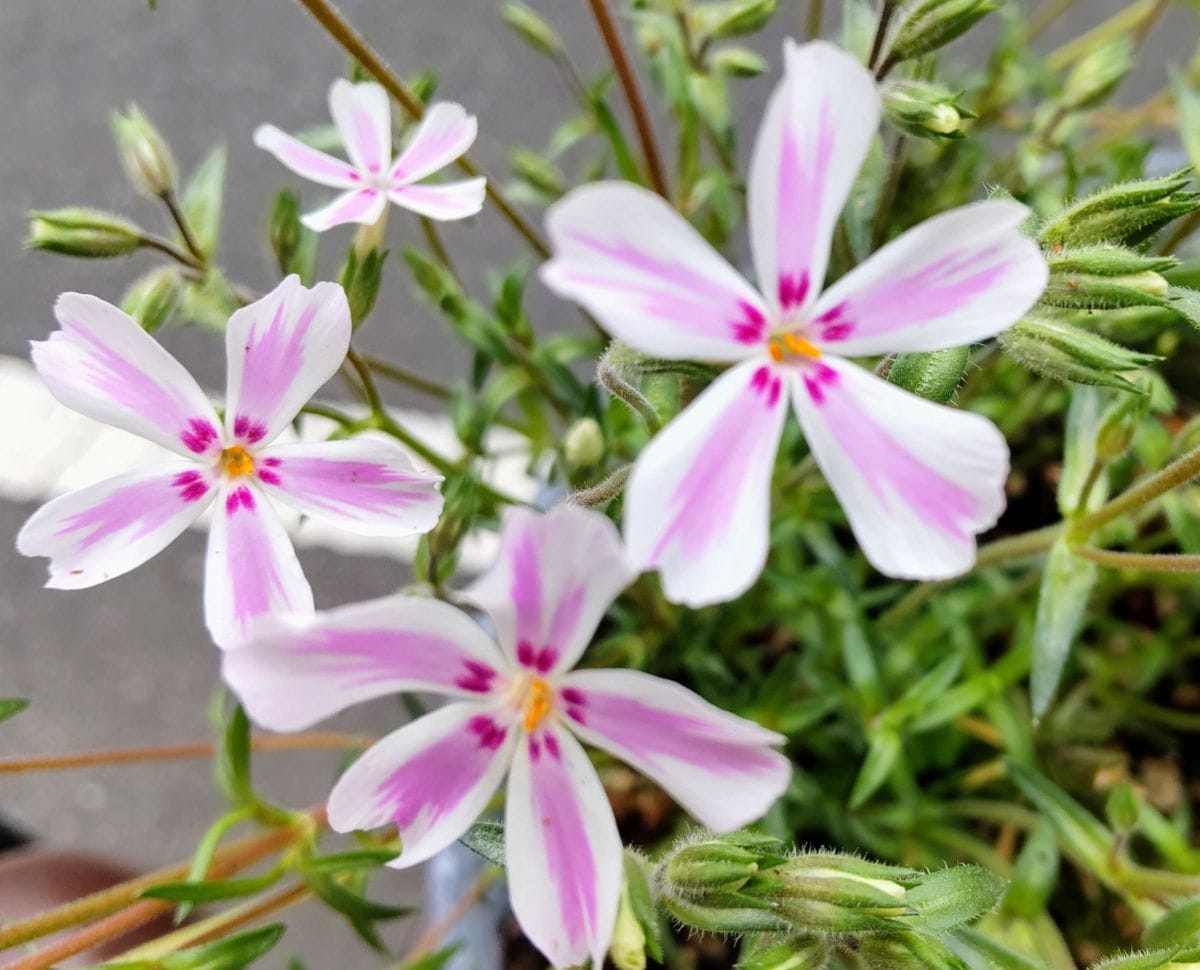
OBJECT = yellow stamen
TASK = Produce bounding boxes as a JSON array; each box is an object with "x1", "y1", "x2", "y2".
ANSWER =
[
  {"x1": 523, "y1": 678, "x2": 554, "y2": 732},
  {"x1": 220, "y1": 445, "x2": 256, "y2": 478},
  {"x1": 767, "y1": 341, "x2": 784, "y2": 362},
  {"x1": 782, "y1": 332, "x2": 822, "y2": 359}
]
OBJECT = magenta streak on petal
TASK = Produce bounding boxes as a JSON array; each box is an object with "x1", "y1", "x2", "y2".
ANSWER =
[
  {"x1": 802, "y1": 362, "x2": 838, "y2": 405},
  {"x1": 649, "y1": 367, "x2": 783, "y2": 565},
  {"x1": 58, "y1": 319, "x2": 215, "y2": 450},
  {"x1": 54, "y1": 474, "x2": 208, "y2": 551},
  {"x1": 221, "y1": 493, "x2": 295, "y2": 630},
  {"x1": 371, "y1": 717, "x2": 504, "y2": 832},
  {"x1": 535, "y1": 648, "x2": 558, "y2": 675},
  {"x1": 529, "y1": 737, "x2": 598, "y2": 951},
  {"x1": 352, "y1": 107, "x2": 384, "y2": 173},
  {"x1": 292, "y1": 626, "x2": 499, "y2": 695},
  {"x1": 732, "y1": 300, "x2": 768, "y2": 344},
  {"x1": 392, "y1": 128, "x2": 466, "y2": 184},
  {"x1": 517, "y1": 640, "x2": 537, "y2": 668},
  {"x1": 545, "y1": 584, "x2": 585, "y2": 664},
  {"x1": 262, "y1": 455, "x2": 428, "y2": 521},
  {"x1": 831, "y1": 246, "x2": 1009, "y2": 342},
  {"x1": 233, "y1": 415, "x2": 268, "y2": 445},
  {"x1": 232, "y1": 299, "x2": 319, "y2": 436},
  {"x1": 225, "y1": 486, "x2": 256, "y2": 516},
  {"x1": 569, "y1": 689, "x2": 780, "y2": 777},
  {"x1": 775, "y1": 103, "x2": 835, "y2": 303},
  {"x1": 273, "y1": 138, "x2": 357, "y2": 184},
  {"x1": 816, "y1": 375, "x2": 978, "y2": 540},
  {"x1": 509, "y1": 530, "x2": 544, "y2": 649}
]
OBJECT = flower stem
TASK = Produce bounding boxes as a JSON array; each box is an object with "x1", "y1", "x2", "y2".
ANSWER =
[
  {"x1": 0, "y1": 733, "x2": 366, "y2": 775},
  {"x1": 1073, "y1": 546, "x2": 1200, "y2": 573},
  {"x1": 587, "y1": 0, "x2": 670, "y2": 199},
  {"x1": 568, "y1": 465, "x2": 631, "y2": 509},
  {"x1": 806, "y1": 0, "x2": 825, "y2": 39},
  {"x1": 1074, "y1": 445, "x2": 1200, "y2": 534},
  {"x1": 289, "y1": 0, "x2": 550, "y2": 259},
  {"x1": 399, "y1": 868, "x2": 498, "y2": 966},
  {"x1": 360, "y1": 354, "x2": 452, "y2": 401},
  {"x1": 160, "y1": 189, "x2": 206, "y2": 265},
  {"x1": 867, "y1": 0, "x2": 898, "y2": 70},
  {"x1": 138, "y1": 233, "x2": 206, "y2": 272}
]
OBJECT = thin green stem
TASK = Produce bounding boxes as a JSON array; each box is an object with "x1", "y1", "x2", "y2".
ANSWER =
[
  {"x1": 587, "y1": 0, "x2": 669, "y2": 199},
  {"x1": 138, "y1": 233, "x2": 205, "y2": 272},
  {"x1": 1074, "y1": 546, "x2": 1200, "y2": 573},
  {"x1": 361, "y1": 355, "x2": 452, "y2": 401},
  {"x1": 868, "y1": 0, "x2": 899, "y2": 71},
  {"x1": 1075, "y1": 445, "x2": 1200, "y2": 534},
  {"x1": 598, "y1": 358, "x2": 661, "y2": 432},
  {"x1": 1026, "y1": 0, "x2": 1080, "y2": 43},
  {"x1": 290, "y1": 0, "x2": 550, "y2": 259},
  {"x1": 806, "y1": 0, "x2": 825, "y2": 40},
  {"x1": 160, "y1": 189, "x2": 205, "y2": 265},
  {"x1": 568, "y1": 465, "x2": 631, "y2": 509}
]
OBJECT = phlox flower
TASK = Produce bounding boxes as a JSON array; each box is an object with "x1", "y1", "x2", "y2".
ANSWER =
[
  {"x1": 541, "y1": 41, "x2": 1049, "y2": 607},
  {"x1": 254, "y1": 79, "x2": 486, "y2": 231},
  {"x1": 223, "y1": 504, "x2": 790, "y2": 969},
  {"x1": 17, "y1": 276, "x2": 444, "y2": 646}
]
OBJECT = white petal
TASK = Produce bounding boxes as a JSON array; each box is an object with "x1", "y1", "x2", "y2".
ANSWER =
[
  {"x1": 223, "y1": 276, "x2": 351, "y2": 446},
  {"x1": 16, "y1": 463, "x2": 214, "y2": 590},
  {"x1": 388, "y1": 179, "x2": 487, "y2": 221},
  {"x1": 506, "y1": 724, "x2": 621, "y2": 970},
  {"x1": 328, "y1": 702, "x2": 515, "y2": 868},
  {"x1": 390, "y1": 102, "x2": 478, "y2": 185},
  {"x1": 561, "y1": 669, "x2": 790, "y2": 832},
  {"x1": 624, "y1": 360, "x2": 787, "y2": 607},
  {"x1": 328, "y1": 79, "x2": 392, "y2": 177},
  {"x1": 252, "y1": 124, "x2": 360, "y2": 188},
  {"x1": 204, "y1": 482, "x2": 314, "y2": 648},
  {"x1": 34, "y1": 293, "x2": 222, "y2": 459},
  {"x1": 791, "y1": 356, "x2": 1009, "y2": 580},
  {"x1": 300, "y1": 186, "x2": 388, "y2": 232},
  {"x1": 464, "y1": 505, "x2": 633, "y2": 676},
  {"x1": 748, "y1": 40, "x2": 880, "y2": 316},
  {"x1": 810, "y1": 201, "x2": 1049, "y2": 356},
  {"x1": 542, "y1": 182, "x2": 769, "y2": 361},
  {"x1": 223, "y1": 595, "x2": 508, "y2": 732},
  {"x1": 257, "y1": 438, "x2": 443, "y2": 538}
]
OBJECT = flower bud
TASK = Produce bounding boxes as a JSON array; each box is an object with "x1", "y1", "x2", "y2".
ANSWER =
[
  {"x1": 340, "y1": 246, "x2": 385, "y2": 329},
  {"x1": 1105, "y1": 779, "x2": 1141, "y2": 834},
  {"x1": 563, "y1": 417, "x2": 605, "y2": 468},
  {"x1": 502, "y1": 1, "x2": 562, "y2": 56},
  {"x1": 1040, "y1": 171, "x2": 1200, "y2": 248},
  {"x1": 1042, "y1": 271, "x2": 1171, "y2": 311},
  {"x1": 1095, "y1": 395, "x2": 1145, "y2": 462},
  {"x1": 883, "y1": 81, "x2": 972, "y2": 140},
  {"x1": 712, "y1": 46, "x2": 768, "y2": 77},
  {"x1": 270, "y1": 189, "x2": 303, "y2": 273},
  {"x1": 27, "y1": 208, "x2": 143, "y2": 258},
  {"x1": 736, "y1": 937, "x2": 830, "y2": 970},
  {"x1": 664, "y1": 841, "x2": 761, "y2": 894},
  {"x1": 511, "y1": 148, "x2": 565, "y2": 198},
  {"x1": 1060, "y1": 38, "x2": 1132, "y2": 112},
  {"x1": 122, "y1": 267, "x2": 182, "y2": 334},
  {"x1": 691, "y1": 0, "x2": 777, "y2": 39},
  {"x1": 856, "y1": 932, "x2": 972, "y2": 969},
  {"x1": 1001, "y1": 312, "x2": 1161, "y2": 393},
  {"x1": 889, "y1": 0, "x2": 1000, "y2": 64},
  {"x1": 610, "y1": 879, "x2": 647, "y2": 970},
  {"x1": 887, "y1": 347, "x2": 969, "y2": 404},
  {"x1": 774, "y1": 855, "x2": 912, "y2": 934},
  {"x1": 111, "y1": 105, "x2": 177, "y2": 198},
  {"x1": 663, "y1": 893, "x2": 792, "y2": 935}
]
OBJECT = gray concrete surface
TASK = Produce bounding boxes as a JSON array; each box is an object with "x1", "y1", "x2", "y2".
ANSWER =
[{"x1": 1, "y1": 1, "x2": 1197, "y2": 966}]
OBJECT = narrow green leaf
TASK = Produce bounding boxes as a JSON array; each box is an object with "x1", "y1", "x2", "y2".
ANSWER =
[
  {"x1": 1031, "y1": 538, "x2": 1097, "y2": 717},
  {"x1": 849, "y1": 728, "x2": 901, "y2": 809},
  {"x1": 459, "y1": 820, "x2": 505, "y2": 868},
  {"x1": 398, "y1": 945, "x2": 461, "y2": 970},
  {"x1": 142, "y1": 870, "x2": 282, "y2": 903},
  {"x1": 216, "y1": 704, "x2": 253, "y2": 807},
  {"x1": 297, "y1": 847, "x2": 402, "y2": 874},
  {"x1": 180, "y1": 145, "x2": 226, "y2": 259},
  {"x1": 0, "y1": 699, "x2": 28, "y2": 724}
]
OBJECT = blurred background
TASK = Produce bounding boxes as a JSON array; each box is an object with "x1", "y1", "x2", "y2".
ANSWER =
[{"x1": 1, "y1": 0, "x2": 1195, "y2": 965}]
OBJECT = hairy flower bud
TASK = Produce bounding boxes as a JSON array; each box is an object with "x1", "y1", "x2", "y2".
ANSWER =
[
  {"x1": 713, "y1": 46, "x2": 769, "y2": 77},
  {"x1": 122, "y1": 267, "x2": 182, "y2": 333},
  {"x1": 1001, "y1": 313, "x2": 1161, "y2": 393},
  {"x1": 502, "y1": 1, "x2": 562, "y2": 56},
  {"x1": 111, "y1": 104, "x2": 177, "y2": 198},
  {"x1": 610, "y1": 878, "x2": 647, "y2": 970},
  {"x1": 1060, "y1": 39, "x2": 1132, "y2": 112},
  {"x1": 773, "y1": 855, "x2": 913, "y2": 934},
  {"x1": 883, "y1": 81, "x2": 972, "y2": 140},
  {"x1": 736, "y1": 937, "x2": 830, "y2": 970},
  {"x1": 563, "y1": 417, "x2": 605, "y2": 468},
  {"x1": 889, "y1": 0, "x2": 1000, "y2": 64},
  {"x1": 691, "y1": 0, "x2": 777, "y2": 39},
  {"x1": 856, "y1": 931, "x2": 972, "y2": 969},
  {"x1": 664, "y1": 841, "x2": 761, "y2": 893},
  {"x1": 27, "y1": 208, "x2": 143, "y2": 259},
  {"x1": 1040, "y1": 171, "x2": 1200, "y2": 248}
]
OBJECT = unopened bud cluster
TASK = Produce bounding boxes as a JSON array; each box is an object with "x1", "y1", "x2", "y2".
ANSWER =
[
  {"x1": 883, "y1": 80, "x2": 973, "y2": 140},
  {"x1": 111, "y1": 105, "x2": 177, "y2": 198},
  {"x1": 888, "y1": 0, "x2": 1000, "y2": 65}
]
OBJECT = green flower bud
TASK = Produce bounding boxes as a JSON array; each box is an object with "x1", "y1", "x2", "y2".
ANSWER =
[
  {"x1": 502, "y1": 2, "x2": 562, "y2": 56},
  {"x1": 1048, "y1": 246, "x2": 1177, "y2": 278},
  {"x1": 889, "y1": 0, "x2": 1000, "y2": 64},
  {"x1": 1040, "y1": 171, "x2": 1200, "y2": 248},
  {"x1": 856, "y1": 931, "x2": 973, "y2": 970},
  {"x1": 27, "y1": 207, "x2": 143, "y2": 258},
  {"x1": 690, "y1": 0, "x2": 777, "y2": 39},
  {"x1": 1042, "y1": 270, "x2": 1171, "y2": 311},
  {"x1": 610, "y1": 877, "x2": 647, "y2": 970},
  {"x1": 111, "y1": 104, "x2": 177, "y2": 197},
  {"x1": 122, "y1": 267, "x2": 182, "y2": 334},
  {"x1": 1105, "y1": 780, "x2": 1141, "y2": 834},
  {"x1": 563, "y1": 417, "x2": 605, "y2": 468},
  {"x1": 1095, "y1": 395, "x2": 1145, "y2": 462},
  {"x1": 1060, "y1": 38, "x2": 1132, "y2": 112},
  {"x1": 1001, "y1": 312, "x2": 1161, "y2": 392},
  {"x1": 663, "y1": 893, "x2": 792, "y2": 936},
  {"x1": 712, "y1": 46, "x2": 769, "y2": 77},
  {"x1": 883, "y1": 81, "x2": 973, "y2": 140},
  {"x1": 340, "y1": 245, "x2": 385, "y2": 329},
  {"x1": 887, "y1": 347, "x2": 970, "y2": 404},
  {"x1": 772, "y1": 854, "x2": 913, "y2": 934},
  {"x1": 664, "y1": 841, "x2": 761, "y2": 894},
  {"x1": 736, "y1": 937, "x2": 830, "y2": 970},
  {"x1": 511, "y1": 148, "x2": 565, "y2": 198}
]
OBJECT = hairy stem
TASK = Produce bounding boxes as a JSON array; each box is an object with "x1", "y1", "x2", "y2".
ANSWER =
[
  {"x1": 568, "y1": 465, "x2": 631, "y2": 509},
  {"x1": 138, "y1": 233, "x2": 206, "y2": 272},
  {"x1": 868, "y1": 0, "x2": 899, "y2": 70},
  {"x1": 1074, "y1": 546, "x2": 1200, "y2": 573},
  {"x1": 160, "y1": 189, "x2": 205, "y2": 265},
  {"x1": 1075, "y1": 445, "x2": 1200, "y2": 534}
]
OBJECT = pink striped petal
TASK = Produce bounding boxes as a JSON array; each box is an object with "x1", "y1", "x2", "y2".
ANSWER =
[
  {"x1": 257, "y1": 438, "x2": 443, "y2": 537},
  {"x1": 542, "y1": 183, "x2": 770, "y2": 361},
  {"x1": 624, "y1": 359, "x2": 787, "y2": 607},
  {"x1": 560, "y1": 669, "x2": 790, "y2": 832},
  {"x1": 301, "y1": 186, "x2": 388, "y2": 232},
  {"x1": 791, "y1": 356, "x2": 1008, "y2": 580},
  {"x1": 465, "y1": 506, "x2": 633, "y2": 677},
  {"x1": 33, "y1": 294, "x2": 222, "y2": 459},
  {"x1": 223, "y1": 595, "x2": 509, "y2": 732},
  {"x1": 17, "y1": 463, "x2": 214, "y2": 590},
  {"x1": 388, "y1": 178, "x2": 487, "y2": 221},
  {"x1": 204, "y1": 482, "x2": 313, "y2": 648},
  {"x1": 748, "y1": 41, "x2": 879, "y2": 317},
  {"x1": 390, "y1": 102, "x2": 478, "y2": 185},
  {"x1": 223, "y1": 276, "x2": 351, "y2": 447},
  {"x1": 252, "y1": 124, "x2": 360, "y2": 189},
  {"x1": 328, "y1": 702, "x2": 515, "y2": 867},
  {"x1": 506, "y1": 724, "x2": 621, "y2": 970},
  {"x1": 328, "y1": 79, "x2": 392, "y2": 177},
  {"x1": 810, "y1": 201, "x2": 1049, "y2": 356}
]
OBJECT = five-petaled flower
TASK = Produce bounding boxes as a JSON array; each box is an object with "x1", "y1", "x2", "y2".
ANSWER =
[
  {"x1": 254, "y1": 79, "x2": 486, "y2": 231},
  {"x1": 17, "y1": 276, "x2": 444, "y2": 647},
  {"x1": 223, "y1": 504, "x2": 790, "y2": 969},
  {"x1": 541, "y1": 40, "x2": 1050, "y2": 607}
]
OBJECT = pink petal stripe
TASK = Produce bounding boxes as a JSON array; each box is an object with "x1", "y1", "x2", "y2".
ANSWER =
[
  {"x1": 252, "y1": 124, "x2": 360, "y2": 188},
  {"x1": 388, "y1": 179, "x2": 486, "y2": 221},
  {"x1": 328, "y1": 79, "x2": 391, "y2": 176},
  {"x1": 301, "y1": 187, "x2": 387, "y2": 231},
  {"x1": 390, "y1": 102, "x2": 478, "y2": 185}
]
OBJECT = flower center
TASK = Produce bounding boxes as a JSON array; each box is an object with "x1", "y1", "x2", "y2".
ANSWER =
[
  {"x1": 522, "y1": 677, "x2": 554, "y2": 732},
  {"x1": 219, "y1": 445, "x2": 256, "y2": 478},
  {"x1": 767, "y1": 331, "x2": 823, "y2": 363}
]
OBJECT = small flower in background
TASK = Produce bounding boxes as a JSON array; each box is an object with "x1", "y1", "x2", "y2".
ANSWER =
[
  {"x1": 16, "y1": 276, "x2": 444, "y2": 647},
  {"x1": 254, "y1": 79, "x2": 487, "y2": 231},
  {"x1": 541, "y1": 39, "x2": 1049, "y2": 607},
  {"x1": 223, "y1": 504, "x2": 790, "y2": 969}
]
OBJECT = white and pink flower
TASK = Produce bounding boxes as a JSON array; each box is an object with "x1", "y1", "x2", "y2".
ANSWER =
[
  {"x1": 254, "y1": 79, "x2": 486, "y2": 231},
  {"x1": 223, "y1": 504, "x2": 790, "y2": 969},
  {"x1": 17, "y1": 276, "x2": 444, "y2": 646},
  {"x1": 541, "y1": 40, "x2": 1049, "y2": 606}
]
